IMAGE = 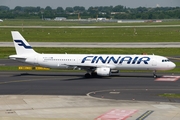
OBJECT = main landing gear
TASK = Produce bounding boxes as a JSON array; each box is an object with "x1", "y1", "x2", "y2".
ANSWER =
[
  {"x1": 84, "y1": 72, "x2": 98, "y2": 78},
  {"x1": 84, "y1": 73, "x2": 91, "y2": 78}
]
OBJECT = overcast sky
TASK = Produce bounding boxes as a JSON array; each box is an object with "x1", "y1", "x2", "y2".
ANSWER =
[{"x1": 1, "y1": 0, "x2": 179, "y2": 9}]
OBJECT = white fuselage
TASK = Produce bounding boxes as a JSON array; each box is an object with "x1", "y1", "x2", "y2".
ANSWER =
[{"x1": 17, "y1": 53, "x2": 176, "y2": 71}]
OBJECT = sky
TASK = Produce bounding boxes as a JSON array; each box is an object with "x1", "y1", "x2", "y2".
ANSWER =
[{"x1": 1, "y1": 0, "x2": 180, "y2": 9}]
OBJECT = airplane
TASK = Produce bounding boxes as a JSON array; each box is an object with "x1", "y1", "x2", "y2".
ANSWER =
[{"x1": 9, "y1": 31, "x2": 176, "y2": 78}]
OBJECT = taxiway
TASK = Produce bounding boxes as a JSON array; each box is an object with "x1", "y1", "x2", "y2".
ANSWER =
[
  {"x1": 0, "y1": 71, "x2": 180, "y2": 119},
  {"x1": 0, "y1": 42, "x2": 180, "y2": 48}
]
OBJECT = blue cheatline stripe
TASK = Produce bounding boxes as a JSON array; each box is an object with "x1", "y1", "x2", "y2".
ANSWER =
[
  {"x1": 14, "y1": 40, "x2": 32, "y2": 49},
  {"x1": 136, "y1": 110, "x2": 154, "y2": 120}
]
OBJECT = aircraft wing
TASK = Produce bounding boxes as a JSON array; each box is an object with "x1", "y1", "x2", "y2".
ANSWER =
[{"x1": 62, "y1": 64, "x2": 116, "y2": 70}]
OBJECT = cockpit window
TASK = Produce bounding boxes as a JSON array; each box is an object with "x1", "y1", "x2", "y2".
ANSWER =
[{"x1": 162, "y1": 59, "x2": 170, "y2": 62}]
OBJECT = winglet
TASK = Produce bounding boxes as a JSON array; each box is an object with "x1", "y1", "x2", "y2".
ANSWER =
[{"x1": 11, "y1": 31, "x2": 37, "y2": 55}]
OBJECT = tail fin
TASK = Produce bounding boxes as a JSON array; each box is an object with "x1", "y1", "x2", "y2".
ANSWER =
[{"x1": 11, "y1": 31, "x2": 37, "y2": 55}]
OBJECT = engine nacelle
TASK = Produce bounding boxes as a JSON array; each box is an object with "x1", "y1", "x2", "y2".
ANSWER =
[{"x1": 96, "y1": 67, "x2": 111, "y2": 76}]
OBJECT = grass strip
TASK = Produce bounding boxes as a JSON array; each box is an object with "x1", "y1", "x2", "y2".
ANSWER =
[
  {"x1": 0, "y1": 27, "x2": 180, "y2": 42},
  {"x1": 159, "y1": 93, "x2": 180, "y2": 98}
]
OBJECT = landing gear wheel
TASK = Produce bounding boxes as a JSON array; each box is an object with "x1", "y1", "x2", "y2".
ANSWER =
[
  {"x1": 84, "y1": 73, "x2": 91, "y2": 78},
  {"x1": 91, "y1": 72, "x2": 97, "y2": 77}
]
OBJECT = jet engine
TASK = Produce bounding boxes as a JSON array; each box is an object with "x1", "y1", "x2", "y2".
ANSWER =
[{"x1": 96, "y1": 67, "x2": 111, "y2": 76}]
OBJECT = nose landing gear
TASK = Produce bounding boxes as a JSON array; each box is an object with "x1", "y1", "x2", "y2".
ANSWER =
[{"x1": 153, "y1": 70, "x2": 157, "y2": 78}]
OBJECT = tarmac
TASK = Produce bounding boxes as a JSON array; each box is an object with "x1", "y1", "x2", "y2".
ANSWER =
[
  {"x1": 1, "y1": 24, "x2": 180, "y2": 28},
  {"x1": 0, "y1": 95, "x2": 180, "y2": 120},
  {"x1": 0, "y1": 71, "x2": 180, "y2": 120},
  {"x1": 0, "y1": 42, "x2": 180, "y2": 48}
]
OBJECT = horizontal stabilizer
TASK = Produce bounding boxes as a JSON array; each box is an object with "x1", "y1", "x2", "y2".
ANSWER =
[{"x1": 9, "y1": 55, "x2": 27, "y2": 60}]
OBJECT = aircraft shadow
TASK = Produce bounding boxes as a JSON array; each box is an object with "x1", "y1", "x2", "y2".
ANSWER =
[
  {"x1": 12, "y1": 72, "x2": 82, "y2": 77},
  {"x1": 11, "y1": 72, "x2": 160, "y2": 80},
  {"x1": 12, "y1": 72, "x2": 112, "y2": 80}
]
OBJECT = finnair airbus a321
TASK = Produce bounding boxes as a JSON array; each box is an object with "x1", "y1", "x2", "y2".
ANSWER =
[{"x1": 9, "y1": 31, "x2": 176, "y2": 78}]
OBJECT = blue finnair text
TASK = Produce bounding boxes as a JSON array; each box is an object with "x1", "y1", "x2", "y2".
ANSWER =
[{"x1": 81, "y1": 56, "x2": 150, "y2": 64}]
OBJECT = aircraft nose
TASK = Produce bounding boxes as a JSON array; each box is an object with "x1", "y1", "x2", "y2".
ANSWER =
[{"x1": 170, "y1": 62, "x2": 176, "y2": 69}]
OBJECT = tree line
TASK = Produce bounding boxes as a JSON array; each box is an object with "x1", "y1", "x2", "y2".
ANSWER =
[{"x1": 0, "y1": 5, "x2": 180, "y2": 19}]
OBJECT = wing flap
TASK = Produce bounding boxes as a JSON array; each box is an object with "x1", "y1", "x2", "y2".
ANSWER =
[{"x1": 63, "y1": 64, "x2": 116, "y2": 70}]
